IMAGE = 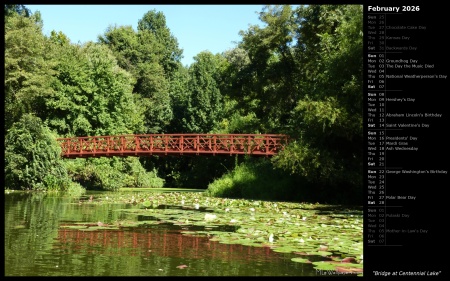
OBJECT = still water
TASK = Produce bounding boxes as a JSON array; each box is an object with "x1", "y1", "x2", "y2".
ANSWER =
[{"x1": 4, "y1": 190, "x2": 348, "y2": 276}]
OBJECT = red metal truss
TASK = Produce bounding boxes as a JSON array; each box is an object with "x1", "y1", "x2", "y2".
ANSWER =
[{"x1": 56, "y1": 134, "x2": 289, "y2": 158}]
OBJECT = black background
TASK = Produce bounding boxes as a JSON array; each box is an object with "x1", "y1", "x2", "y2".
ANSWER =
[{"x1": 364, "y1": 0, "x2": 448, "y2": 278}]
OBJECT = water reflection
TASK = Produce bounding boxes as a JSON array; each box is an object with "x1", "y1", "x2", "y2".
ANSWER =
[
  {"x1": 56, "y1": 227, "x2": 279, "y2": 261},
  {"x1": 4, "y1": 191, "x2": 323, "y2": 276}
]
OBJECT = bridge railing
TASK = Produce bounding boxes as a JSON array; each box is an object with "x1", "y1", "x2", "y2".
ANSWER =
[{"x1": 57, "y1": 134, "x2": 289, "y2": 158}]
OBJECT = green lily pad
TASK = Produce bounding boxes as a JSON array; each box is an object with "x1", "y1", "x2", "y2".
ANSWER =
[
  {"x1": 291, "y1": 257, "x2": 312, "y2": 264},
  {"x1": 67, "y1": 191, "x2": 362, "y2": 271},
  {"x1": 312, "y1": 261, "x2": 337, "y2": 271},
  {"x1": 272, "y1": 246, "x2": 298, "y2": 253},
  {"x1": 307, "y1": 251, "x2": 333, "y2": 257}
]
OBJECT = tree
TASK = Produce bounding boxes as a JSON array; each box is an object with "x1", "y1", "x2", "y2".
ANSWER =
[
  {"x1": 44, "y1": 41, "x2": 144, "y2": 136},
  {"x1": 137, "y1": 9, "x2": 183, "y2": 79},
  {"x1": 99, "y1": 22, "x2": 175, "y2": 133},
  {"x1": 237, "y1": 5, "x2": 298, "y2": 132},
  {"x1": 4, "y1": 11, "x2": 57, "y2": 135},
  {"x1": 183, "y1": 51, "x2": 224, "y2": 133},
  {"x1": 4, "y1": 4, "x2": 31, "y2": 17},
  {"x1": 168, "y1": 64, "x2": 190, "y2": 132},
  {"x1": 273, "y1": 5, "x2": 364, "y2": 198},
  {"x1": 5, "y1": 114, "x2": 71, "y2": 191},
  {"x1": 218, "y1": 48, "x2": 262, "y2": 134}
]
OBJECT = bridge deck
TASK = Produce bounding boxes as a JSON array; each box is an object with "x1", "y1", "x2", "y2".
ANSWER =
[{"x1": 57, "y1": 134, "x2": 289, "y2": 158}]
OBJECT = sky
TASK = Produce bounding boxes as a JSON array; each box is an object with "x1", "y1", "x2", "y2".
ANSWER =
[{"x1": 27, "y1": 4, "x2": 274, "y2": 66}]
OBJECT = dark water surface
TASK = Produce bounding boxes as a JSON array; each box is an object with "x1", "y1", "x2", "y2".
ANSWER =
[{"x1": 4, "y1": 190, "x2": 346, "y2": 276}]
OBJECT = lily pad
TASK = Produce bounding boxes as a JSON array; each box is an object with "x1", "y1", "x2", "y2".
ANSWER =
[
  {"x1": 291, "y1": 257, "x2": 312, "y2": 264},
  {"x1": 272, "y1": 246, "x2": 298, "y2": 253},
  {"x1": 312, "y1": 261, "x2": 337, "y2": 271},
  {"x1": 306, "y1": 251, "x2": 333, "y2": 257},
  {"x1": 68, "y1": 190, "x2": 362, "y2": 272},
  {"x1": 142, "y1": 200, "x2": 152, "y2": 207}
]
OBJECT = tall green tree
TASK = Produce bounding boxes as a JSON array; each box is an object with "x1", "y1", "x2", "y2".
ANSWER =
[
  {"x1": 237, "y1": 5, "x2": 298, "y2": 132},
  {"x1": 168, "y1": 64, "x2": 190, "y2": 133},
  {"x1": 97, "y1": 25, "x2": 140, "y2": 73},
  {"x1": 273, "y1": 5, "x2": 363, "y2": 197},
  {"x1": 44, "y1": 40, "x2": 144, "y2": 136},
  {"x1": 4, "y1": 11, "x2": 56, "y2": 134},
  {"x1": 98, "y1": 10, "x2": 183, "y2": 134},
  {"x1": 137, "y1": 9, "x2": 183, "y2": 78},
  {"x1": 183, "y1": 51, "x2": 224, "y2": 133},
  {"x1": 218, "y1": 48, "x2": 262, "y2": 134},
  {"x1": 134, "y1": 51, "x2": 173, "y2": 132}
]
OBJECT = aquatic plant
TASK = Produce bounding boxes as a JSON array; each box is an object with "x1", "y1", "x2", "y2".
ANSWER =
[{"x1": 62, "y1": 191, "x2": 363, "y2": 275}]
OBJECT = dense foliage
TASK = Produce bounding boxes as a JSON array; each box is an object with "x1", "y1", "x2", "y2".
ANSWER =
[
  {"x1": 4, "y1": 5, "x2": 363, "y2": 204},
  {"x1": 4, "y1": 114, "x2": 73, "y2": 191}
]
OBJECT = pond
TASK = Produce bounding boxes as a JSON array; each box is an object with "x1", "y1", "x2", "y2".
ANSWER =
[{"x1": 4, "y1": 189, "x2": 363, "y2": 277}]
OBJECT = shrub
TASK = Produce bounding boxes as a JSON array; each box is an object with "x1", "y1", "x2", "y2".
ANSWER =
[{"x1": 5, "y1": 114, "x2": 72, "y2": 191}]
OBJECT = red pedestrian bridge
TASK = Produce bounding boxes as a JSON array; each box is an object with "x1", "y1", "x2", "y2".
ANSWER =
[{"x1": 57, "y1": 134, "x2": 289, "y2": 158}]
